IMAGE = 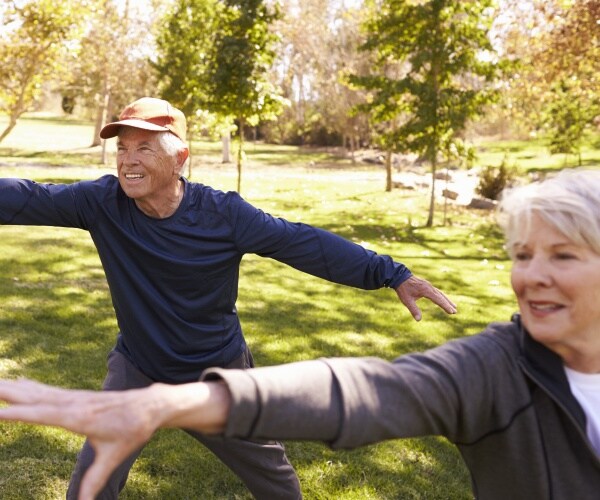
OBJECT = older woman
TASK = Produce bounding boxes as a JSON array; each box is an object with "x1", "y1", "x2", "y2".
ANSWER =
[{"x1": 0, "y1": 169, "x2": 599, "y2": 500}]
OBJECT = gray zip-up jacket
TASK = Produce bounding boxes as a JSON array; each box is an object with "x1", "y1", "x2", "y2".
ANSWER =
[{"x1": 203, "y1": 315, "x2": 600, "y2": 499}]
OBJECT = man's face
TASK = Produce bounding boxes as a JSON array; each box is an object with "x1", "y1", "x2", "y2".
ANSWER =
[{"x1": 116, "y1": 127, "x2": 180, "y2": 210}]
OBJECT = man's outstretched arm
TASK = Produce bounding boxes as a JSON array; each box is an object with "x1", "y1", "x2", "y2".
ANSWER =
[{"x1": 232, "y1": 202, "x2": 457, "y2": 321}]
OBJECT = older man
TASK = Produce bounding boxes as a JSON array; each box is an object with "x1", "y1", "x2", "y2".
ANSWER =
[{"x1": 0, "y1": 97, "x2": 456, "y2": 499}]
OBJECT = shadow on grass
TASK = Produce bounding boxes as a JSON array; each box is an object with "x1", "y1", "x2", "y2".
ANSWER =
[
  {"x1": 0, "y1": 233, "x2": 115, "y2": 388},
  {"x1": 119, "y1": 427, "x2": 470, "y2": 499},
  {"x1": 0, "y1": 216, "x2": 496, "y2": 498},
  {"x1": 0, "y1": 426, "x2": 77, "y2": 498},
  {"x1": 285, "y1": 437, "x2": 470, "y2": 499}
]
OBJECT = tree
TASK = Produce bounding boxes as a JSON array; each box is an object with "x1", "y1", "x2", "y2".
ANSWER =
[
  {"x1": 65, "y1": 0, "x2": 157, "y2": 157},
  {"x1": 497, "y1": 0, "x2": 599, "y2": 140},
  {"x1": 538, "y1": 0, "x2": 600, "y2": 159},
  {"x1": 264, "y1": 0, "x2": 371, "y2": 149},
  {"x1": 0, "y1": 0, "x2": 86, "y2": 143},
  {"x1": 350, "y1": 0, "x2": 503, "y2": 226},
  {"x1": 543, "y1": 80, "x2": 594, "y2": 166},
  {"x1": 153, "y1": 0, "x2": 234, "y2": 175},
  {"x1": 314, "y1": 3, "x2": 372, "y2": 157},
  {"x1": 206, "y1": 0, "x2": 287, "y2": 193}
]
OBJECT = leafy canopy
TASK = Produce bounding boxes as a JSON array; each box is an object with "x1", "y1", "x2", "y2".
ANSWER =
[
  {"x1": 0, "y1": 0, "x2": 89, "y2": 142},
  {"x1": 206, "y1": 0, "x2": 286, "y2": 127}
]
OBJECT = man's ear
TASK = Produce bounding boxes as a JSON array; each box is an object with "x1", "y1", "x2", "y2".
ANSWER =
[{"x1": 176, "y1": 147, "x2": 190, "y2": 173}]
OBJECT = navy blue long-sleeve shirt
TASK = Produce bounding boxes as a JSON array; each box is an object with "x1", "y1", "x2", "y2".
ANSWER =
[{"x1": 0, "y1": 175, "x2": 411, "y2": 382}]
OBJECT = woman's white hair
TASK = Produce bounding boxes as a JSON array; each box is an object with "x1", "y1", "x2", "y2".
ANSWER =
[{"x1": 498, "y1": 169, "x2": 600, "y2": 256}]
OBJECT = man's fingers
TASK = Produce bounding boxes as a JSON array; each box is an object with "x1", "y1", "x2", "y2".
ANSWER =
[
  {"x1": 425, "y1": 287, "x2": 457, "y2": 314},
  {"x1": 402, "y1": 297, "x2": 422, "y2": 321},
  {"x1": 410, "y1": 307, "x2": 422, "y2": 322},
  {"x1": 396, "y1": 276, "x2": 457, "y2": 320}
]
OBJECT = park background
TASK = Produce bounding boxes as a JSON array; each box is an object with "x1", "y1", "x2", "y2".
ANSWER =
[{"x1": 0, "y1": 0, "x2": 599, "y2": 498}]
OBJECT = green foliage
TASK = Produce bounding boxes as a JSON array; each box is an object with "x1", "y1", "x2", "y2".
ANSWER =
[
  {"x1": 153, "y1": 0, "x2": 220, "y2": 118},
  {"x1": 531, "y1": 1, "x2": 600, "y2": 163},
  {"x1": 207, "y1": 0, "x2": 285, "y2": 125},
  {"x1": 64, "y1": 0, "x2": 156, "y2": 130},
  {"x1": 502, "y1": 0, "x2": 600, "y2": 139},
  {"x1": 154, "y1": 0, "x2": 287, "y2": 190},
  {"x1": 156, "y1": 0, "x2": 287, "y2": 128},
  {"x1": 542, "y1": 79, "x2": 598, "y2": 163},
  {"x1": 476, "y1": 158, "x2": 517, "y2": 201},
  {"x1": 0, "y1": 0, "x2": 88, "y2": 142},
  {"x1": 207, "y1": 0, "x2": 287, "y2": 191},
  {"x1": 350, "y1": 0, "x2": 505, "y2": 225},
  {"x1": 153, "y1": 0, "x2": 235, "y2": 146}
]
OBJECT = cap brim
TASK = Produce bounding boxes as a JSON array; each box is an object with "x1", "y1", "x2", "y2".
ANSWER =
[{"x1": 100, "y1": 119, "x2": 170, "y2": 139}]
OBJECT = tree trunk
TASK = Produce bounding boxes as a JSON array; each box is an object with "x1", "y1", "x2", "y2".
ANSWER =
[
  {"x1": 0, "y1": 118, "x2": 18, "y2": 144},
  {"x1": 93, "y1": 75, "x2": 111, "y2": 149},
  {"x1": 385, "y1": 150, "x2": 393, "y2": 192},
  {"x1": 426, "y1": 154, "x2": 437, "y2": 227},
  {"x1": 0, "y1": 73, "x2": 30, "y2": 144},
  {"x1": 426, "y1": 8, "x2": 442, "y2": 228},
  {"x1": 222, "y1": 133, "x2": 231, "y2": 163},
  {"x1": 443, "y1": 164, "x2": 449, "y2": 227},
  {"x1": 90, "y1": 106, "x2": 103, "y2": 148},
  {"x1": 92, "y1": 102, "x2": 105, "y2": 148},
  {"x1": 237, "y1": 119, "x2": 244, "y2": 193}
]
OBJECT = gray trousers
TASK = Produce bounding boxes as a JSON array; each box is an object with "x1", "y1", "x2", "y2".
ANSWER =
[{"x1": 66, "y1": 348, "x2": 302, "y2": 500}]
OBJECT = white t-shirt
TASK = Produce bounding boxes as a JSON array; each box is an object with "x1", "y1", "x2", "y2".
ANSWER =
[{"x1": 564, "y1": 366, "x2": 600, "y2": 457}]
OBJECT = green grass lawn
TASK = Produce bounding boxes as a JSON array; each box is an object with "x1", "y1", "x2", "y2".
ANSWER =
[{"x1": 0, "y1": 115, "x2": 596, "y2": 498}]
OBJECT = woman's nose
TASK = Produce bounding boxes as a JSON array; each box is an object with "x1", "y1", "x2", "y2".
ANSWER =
[{"x1": 523, "y1": 255, "x2": 552, "y2": 286}]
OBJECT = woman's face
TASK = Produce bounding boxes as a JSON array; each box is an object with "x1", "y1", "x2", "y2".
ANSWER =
[{"x1": 511, "y1": 214, "x2": 600, "y2": 369}]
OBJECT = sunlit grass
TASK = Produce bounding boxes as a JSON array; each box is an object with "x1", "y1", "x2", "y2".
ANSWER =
[
  {"x1": 0, "y1": 115, "x2": 596, "y2": 498},
  {"x1": 474, "y1": 132, "x2": 600, "y2": 174},
  {"x1": 0, "y1": 166, "x2": 502, "y2": 498}
]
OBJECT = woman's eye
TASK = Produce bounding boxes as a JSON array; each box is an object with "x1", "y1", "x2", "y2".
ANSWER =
[
  {"x1": 555, "y1": 253, "x2": 576, "y2": 260},
  {"x1": 514, "y1": 252, "x2": 530, "y2": 261}
]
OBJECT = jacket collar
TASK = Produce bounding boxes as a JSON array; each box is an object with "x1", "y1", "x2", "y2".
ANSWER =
[{"x1": 514, "y1": 313, "x2": 587, "y2": 427}]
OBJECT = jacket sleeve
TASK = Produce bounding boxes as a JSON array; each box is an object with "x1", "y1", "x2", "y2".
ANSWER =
[
  {"x1": 226, "y1": 191, "x2": 411, "y2": 289},
  {"x1": 0, "y1": 178, "x2": 87, "y2": 228},
  {"x1": 202, "y1": 326, "x2": 529, "y2": 448}
]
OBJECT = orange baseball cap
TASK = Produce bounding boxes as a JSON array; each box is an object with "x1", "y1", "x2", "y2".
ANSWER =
[{"x1": 100, "y1": 97, "x2": 187, "y2": 141}]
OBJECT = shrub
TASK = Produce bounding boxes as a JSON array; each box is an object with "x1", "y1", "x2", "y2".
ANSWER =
[{"x1": 476, "y1": 159, "x2": 516, "y2": 200}]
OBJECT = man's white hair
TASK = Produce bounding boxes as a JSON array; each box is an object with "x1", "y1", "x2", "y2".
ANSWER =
[{"x1": 157, "y1": 131, "x2": 189, "y2": 174}]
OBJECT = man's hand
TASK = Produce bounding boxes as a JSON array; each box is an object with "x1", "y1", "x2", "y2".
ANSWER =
[
  {"x1": 395, "y1": 275, "x2": 457, "y2": 321},
  {"x1": 0, "y1": 378, "x2": 229, "y2": 500}
]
